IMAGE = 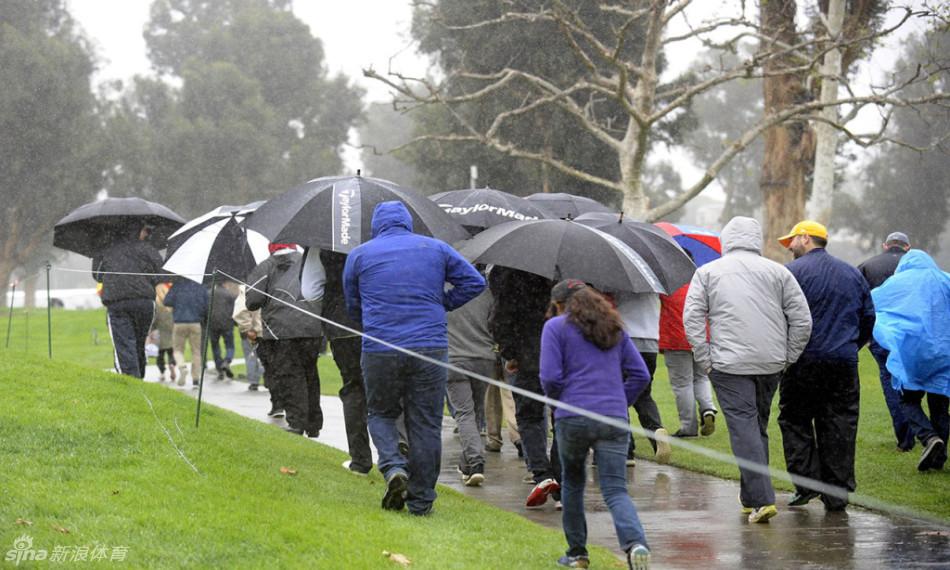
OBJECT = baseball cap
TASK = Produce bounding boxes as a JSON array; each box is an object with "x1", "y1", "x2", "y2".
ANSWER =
[
  {"x1": 550, "y1": 279, "x2": 587, "y2": 303},
  {"x1": 885, "y1": 232, "x2": 910, "y2": 246},
  {"x1": 778, "y1": 220, "x2": 828, "y2": 248}
]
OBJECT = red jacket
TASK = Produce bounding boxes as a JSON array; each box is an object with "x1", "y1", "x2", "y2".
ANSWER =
[{"x1": 659, "y1": 284, "x2": 692, "y2": 351}]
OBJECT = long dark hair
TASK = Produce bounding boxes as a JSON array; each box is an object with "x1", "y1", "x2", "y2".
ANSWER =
[{"x1": 565, "y1": 287, "x2": 625, "y2": 350}]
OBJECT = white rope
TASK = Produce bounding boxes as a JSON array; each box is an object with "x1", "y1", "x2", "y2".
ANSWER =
[
  {"x1": 50, "y1": 266, "x2": 212, "y2": 278},
  {"x1": 215, "y1": 269, "x2": 949, "y2": 526}
]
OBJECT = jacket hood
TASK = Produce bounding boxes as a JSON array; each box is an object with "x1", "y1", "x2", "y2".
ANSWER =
[
  {"x1": 371, "y1": 201, "x2": 413, "y2": 238},
  {"x1": 721, "y1": 216, "x2": 763, "y2": 254},
  {"x1": 896, "y1": 249, "x2": 940, "y2": 273}
]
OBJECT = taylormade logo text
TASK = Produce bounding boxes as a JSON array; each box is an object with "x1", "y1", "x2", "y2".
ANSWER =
[{"x1": 439, "y1": 203, "x2": 539, "y2": 221}]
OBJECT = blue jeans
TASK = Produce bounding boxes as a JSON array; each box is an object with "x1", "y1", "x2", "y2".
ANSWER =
[
  {"x1": 869, "y1": 342, "x2": 915, "y2": 450},
  {"x1": 362, "y1": 348, "x2": 448, "y2": 514},
  {"x1": 240, "y1": 336, "x2": 262, "y2": 384},
  {"x1": 556, "y1": 416, "x2": 647, "y2": 557}
]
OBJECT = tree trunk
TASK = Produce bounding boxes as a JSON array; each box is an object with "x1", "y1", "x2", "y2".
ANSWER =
[
  {"x1": 807, "y1": 0, "x2": 846, "y2": 223},
  {"x1": 760, "y1": 0, "x2": 815, "y2": 261},
  {"x1": 23, "y1": 273, "x2": 38, "y2": 309},
  {"x1": 0, "y1": 259, "x2": 14, "y2": 310}
]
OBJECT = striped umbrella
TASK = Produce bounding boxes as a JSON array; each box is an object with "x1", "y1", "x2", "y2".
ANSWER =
[
  {"x1": 163, "y1": 202, "x2": 270, "y2": 284},
  {"x1": 654, "y1": 222, "x2": 722, "y2": 267}
]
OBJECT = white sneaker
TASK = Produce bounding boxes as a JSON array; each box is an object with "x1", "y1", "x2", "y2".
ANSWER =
[
  {"x1": 654, "y1": 428, "x2": 672, "y2": 464},
  {"x1": 177, "y1": 368, "x2": 188, "y2": 386},
  {"x1": 627, "y1": 544, "x2": 650, "y2": 570}
]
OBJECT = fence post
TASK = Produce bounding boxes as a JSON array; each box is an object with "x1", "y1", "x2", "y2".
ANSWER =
[
  {"x1": 195, "y1": 271, "x2": 217, "y2": 428},
  {"x1": 46, "y1": 262, "x2": 52, "y2": 359}
]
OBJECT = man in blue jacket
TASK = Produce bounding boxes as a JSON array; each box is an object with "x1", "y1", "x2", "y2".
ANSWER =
[
  {"x1": 778, "y1": 221, "x2": 875, "y2": 511},
  {"x1": 343, "y1": 201, "x2": 485, "y2": 515}
]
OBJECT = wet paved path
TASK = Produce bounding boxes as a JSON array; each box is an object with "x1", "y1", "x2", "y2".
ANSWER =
[{"x1": 144, "y1": 365, "x2": 950, "y2": 569}]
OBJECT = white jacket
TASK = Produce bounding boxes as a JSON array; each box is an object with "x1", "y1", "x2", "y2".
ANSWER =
[{"x1": 683, "y1": 216, "x2": 812, "y2": 375}]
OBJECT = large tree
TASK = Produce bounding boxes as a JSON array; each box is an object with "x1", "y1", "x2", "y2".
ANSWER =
[
  {"x1": 104, "y1": 0, "x2": 363, "y2": 217},
  {"x1": 368, "y1": 1, "x2": 946, "y2": 236},
  {"x1": 0, "y1": 0, "x2": 103, "y2": 290}
]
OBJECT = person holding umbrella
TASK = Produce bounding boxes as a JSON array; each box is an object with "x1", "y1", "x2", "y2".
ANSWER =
[{"x1": 92, "y1": 223, "x2": 165, "y2": 378}]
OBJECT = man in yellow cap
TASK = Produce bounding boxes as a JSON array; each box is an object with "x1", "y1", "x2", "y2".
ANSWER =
[{"x1": 777, "y1": 220, "x2": 875, "y2": 511}]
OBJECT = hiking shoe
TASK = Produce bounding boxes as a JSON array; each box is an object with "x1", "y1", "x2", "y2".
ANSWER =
[
  {"x1": 267, "y1": 408, "x2": 285, "y2": 418},
  {"x1": 627, "y1": 544, "x2": 650, "y2": 570},
  {"x1": 654, "y1": 428, "x2": 672, "y2": 464},
  {"x1": 526, "y1": 478, "x2": 560, "y2": 507},
  {"x1": 342, "y1": 460, "x2": 370, "y2": 476},
  {"x1": 556, "y1": 555, "x2": 590, "y2": 568},
  {"x1": 918, "y1": 437, "x2": 946, "y2": 472},
  {"x1": 788, "y1": 490, "x2": 820, "y2": 507},
  {"x1": 700, "y1": 411, "x2": 717, "y2": 436},
  {"x1": 672, "y1": 430, "x2": 699, "y2": 438},
  {"x1": 748, "y1": 504, "x2": 778, "y2": 523},
  {"x1": 382, "y1": 471, "x2": 409, "y2": 511}
]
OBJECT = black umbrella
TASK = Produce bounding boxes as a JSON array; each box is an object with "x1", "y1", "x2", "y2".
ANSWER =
[
  {"x1": 163, "y1": 202, "x2": 270, "y2": 284},
  {"x1": 430, "y1": 187, "x2": 551, "y2": 234},
  {"x1": 575, "y1": 212, "x2": 696, "y2": 292},
  {"x1": 246, "y1": 175, "x2": 469, "y2": 253},
  {"x1": 456, "y1": 219, "x2": 665, "y2": 294},
  {"x1": 524, "y1": 192, "x2": 614, "y2": 219},
  {"x1": 53, "y1": 197, "x2": 186, "y2": 257}
]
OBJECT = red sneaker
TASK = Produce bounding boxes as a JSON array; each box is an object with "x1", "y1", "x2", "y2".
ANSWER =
[{"x1": 526, "y1": 478, "x2": 560, "y2": 507}]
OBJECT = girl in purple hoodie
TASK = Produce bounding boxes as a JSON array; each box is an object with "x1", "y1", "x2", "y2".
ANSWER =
[{"x1": 540, "y1": 279, "x2": 652, "y2": 570}]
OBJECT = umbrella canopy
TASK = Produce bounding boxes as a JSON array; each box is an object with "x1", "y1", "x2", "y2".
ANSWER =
[
  {"x1": 53, "y1": 197, "x2": 186, "y2": 257},
  {"x1": 247, "y1": 175, "x2": 470, "y2": 253},
  {"x1": 456, "y1": 219, "x2": 665, "y2": 294},
  {"x1": 655, "y1": 222, "x2": 722, "y2": 267},
  {"x1": 430, "y1": 187, "x2": 550, "y2": 234},
  {"x1": 163, "y1": 202, "x2": 270, "y2": 284},
  {"x1": 524, "y1": 192, "x2": 614, "y2": 219},
  {"x1": 575, "y1": 212, "x2": 695, "y2": 292}
]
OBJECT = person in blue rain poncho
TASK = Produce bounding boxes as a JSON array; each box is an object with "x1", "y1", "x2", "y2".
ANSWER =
[{"x1": 871, "y1": 249, "x2": 950, "y2": 472}]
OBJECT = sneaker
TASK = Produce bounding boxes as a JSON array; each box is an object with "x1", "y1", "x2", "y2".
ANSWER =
[
  {"x1": 515, "y1": 441, "x2": 524, "y2": 458},
  {"x1": 748, "y1": 504, "x2": 778, "y2": 523},
  {"x1": 342, "y1": 460, "x2": 370, "y2": 476},
  {"x1": 248, "y1": 383, "x2": 259, "y2": 391},
  {"x1": 626, "y1": 544, "x2": 650, "y2": 570},
  {"x1": 177, "y1": 369, "x2": 187, "y2": 387},
  {"x1": 159, "y1": 371, "x2": 168, "y2": 382},
  {"x1": 788, "y1": 490, "x2": 820, "y2": 507},
  {"x1": 918, "y1": 437, "x2": 946, "y2": 472},
  {"x1": 170, "y1": 367, "x2": 178, "y2": 382},
  {"x1": 654, "y1": 428, "x2": 672, "y2": 464},
  {"x1": 522, "y1": 473, "x2": 536, "y2": 485},
  {"x1": 267, "y1": 408, "x2": 285, "y2": 418},
  {"x1": 457, "y1": 465, "x2": 485, "y2": 487},
  {"x1": 485, "y1": 441, "x2": 502, "y2": 452},
  {"x1": 382, "y1": 471, "x2": 409, "y2": 511},
  {"x1": 556, "y1": 555, "x2": 589, "y2": 568},
  {"x1": 526, "y1": 478, "x2": 560, "y2": 507},
  {"x1": 222, "y1": 364, "x2": 234, "y2": 379},
  {"x1": 283, "y1": 425, "x2": 304, "y2": 436},
  {"x1": 701, "y1": 411, "x2": 717, "y2": 436},
  {"x1": 672, "y1": 430, "x2": 699, "y2": 438},
  {"x1": 554, "y1": 500, "x2": 562, "y2": 511},
  {"x1": 305, "y1": 428, "x2": 320, "y2": 438},
  {"x1": 625, "y1": 455, "x2": 636, "y2": 467}
]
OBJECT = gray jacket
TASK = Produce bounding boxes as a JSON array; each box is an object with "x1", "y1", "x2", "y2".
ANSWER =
[{"x1": 683, "y1": 216, "x2": 812, "y2": 375}]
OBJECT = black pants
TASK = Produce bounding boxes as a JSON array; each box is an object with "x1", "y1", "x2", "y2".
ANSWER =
[
  {"x1": 156, "y1": 348, "x2": 176, "y2": 373},
  {"x1": 259, "y1": 338, "x2": 322, "y2": 432},
  {"x1": 331, "y1": 335, "x2": 373, "y2": 471},
  {"x1": 900, "y1": 390, "x2": 949, "y2": 449},
  {"x1": 106, "y1": 298, "x2": 155, "y2": 379},
  {"x1": 779, "y1": 360, "x2": 860, "y2": 510},
  {"x1": 629, "y1": 352, "x2": 663, "y2": 454},
  {"x1": 510, "y1": 365, "x2": 561, "y2": 488}
]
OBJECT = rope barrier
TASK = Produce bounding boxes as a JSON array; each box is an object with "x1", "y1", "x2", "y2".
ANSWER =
[{"x1": 28, "y1": 264, "x2": 950, "y2": 526}]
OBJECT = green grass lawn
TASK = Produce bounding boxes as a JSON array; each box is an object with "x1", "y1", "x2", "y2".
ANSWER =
[
  {"x1": 637, "y1": 354, "x2": 950, "y2": 520},
  {"x1": 0, "y1": 354, "x2": 622, "y2": 569},
  {"x1": 5, "y1": 307, "x2": 949, "y2": 521}
]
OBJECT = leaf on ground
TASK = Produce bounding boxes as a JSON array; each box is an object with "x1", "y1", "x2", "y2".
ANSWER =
[
  {"x1": 382, "y1": 551, "x2": 411, "y2": 567},
  {"x1": 52, "y1": 524, "x2": 70, "y2": 534},
  {"x1": 279, "y1": 467, "x2": 297, "y2": 476},
  {"x1": 112, "y1": 490, "x2": 120, "y2": 495},
  {"x1": 15, "y1": 519, "x2": 32, "y2": 526}
]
